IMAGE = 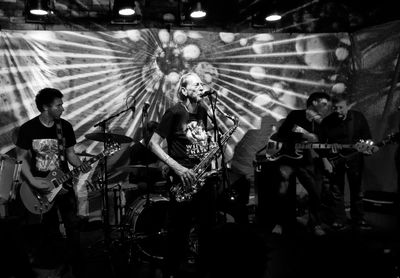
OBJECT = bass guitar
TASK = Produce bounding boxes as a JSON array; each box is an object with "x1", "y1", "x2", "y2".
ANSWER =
[
  {"x1": 265, "y1": 140, "x2": 377, "y2": 161},
  {"x1": 20, "y1": 142, "x2": 120, "y2": 215},
  {"x1": 328, "y1": 132, "x2": 399, "y2": 168}
]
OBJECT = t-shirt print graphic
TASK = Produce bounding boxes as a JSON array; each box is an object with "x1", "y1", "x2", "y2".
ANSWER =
[
  {"x1": 185, "y1": 120, "x2": 209, "y2": 159},
  {"x1": 32, "y1": 139, "x2": 60, "y2": 172}
]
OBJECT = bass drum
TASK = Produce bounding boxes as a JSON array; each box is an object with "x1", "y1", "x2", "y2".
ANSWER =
[{"x1": 124, "y1": 194, "x2": 170, "y2": 261}]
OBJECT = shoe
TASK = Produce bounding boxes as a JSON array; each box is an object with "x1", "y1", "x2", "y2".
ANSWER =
[
  {"x1": 313, "y1": 225, "x2": 326, "y2": 236},
  {"x1": 331, "y1": 222, "x2": 346, "y2": 230},
  {"x1": 357, "y1": 220, "x2": 372, "y2": 230},
  {"x1": 272, "y1": 224, "x2": 283, "y2": 235}
]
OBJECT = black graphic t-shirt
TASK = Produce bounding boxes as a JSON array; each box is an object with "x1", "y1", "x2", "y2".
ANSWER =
[
  {"x1": 156, "y1": 103, "x2": 209, "y2": 168},
  {"x1": 16, "y1": 116, "x2": 76, "y2": 178}
]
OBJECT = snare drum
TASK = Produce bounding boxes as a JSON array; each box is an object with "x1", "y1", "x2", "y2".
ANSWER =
[{"x1": 124, "y1": 194, "x2": 170, "y2": 261}]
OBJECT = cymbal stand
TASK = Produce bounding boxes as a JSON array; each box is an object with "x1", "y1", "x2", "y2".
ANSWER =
[
  {"x1": 141, "y1": 106, "x2": 152, "y2": 205},
  {"x1": 93, "y1": 104, "x2": 135, "y2": 276}
]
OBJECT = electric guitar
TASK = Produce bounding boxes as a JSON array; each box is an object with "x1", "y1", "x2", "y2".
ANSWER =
[
  {"x1": 20, "y1": 143, "x2": 120, "y2": 215},
  {"x1": 265, "y1": 139, "x2": 377, "y2": 161},
  {"x1": 328, "y1": 132, "x2": 400, "y2": 168}
]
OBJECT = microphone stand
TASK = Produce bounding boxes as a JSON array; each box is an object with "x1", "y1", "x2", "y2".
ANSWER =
[
  {"x1": 208, "y1": 95, "x2": 231, "y2": 223},
  {"x1": 92, "y1": 105, "x2": 135, "y2": 276}
]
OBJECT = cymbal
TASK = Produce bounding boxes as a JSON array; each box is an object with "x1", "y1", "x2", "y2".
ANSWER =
[
  {"x1": 107, "y1": 182, "x2": 139, "y2": 191},
  {"x1": 85, "y1": 132, "x2": 132, "y2": 143},
  {"x1": 116, "y1": 164, "x2": 160, "y2": 174}
]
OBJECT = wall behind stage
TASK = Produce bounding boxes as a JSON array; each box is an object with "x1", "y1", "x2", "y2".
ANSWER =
[{"x1": 0, "y1": 29, "x2": 355, "y2": 215}]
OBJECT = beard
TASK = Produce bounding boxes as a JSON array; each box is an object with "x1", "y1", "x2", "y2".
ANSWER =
[{"x1": 337, "y1": 113, "x2": 346, "y2": 120}]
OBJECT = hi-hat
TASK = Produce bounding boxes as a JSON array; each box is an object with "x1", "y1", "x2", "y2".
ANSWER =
[{"x1": 85, "y1": 132, "x2": 133, "y2": 143}]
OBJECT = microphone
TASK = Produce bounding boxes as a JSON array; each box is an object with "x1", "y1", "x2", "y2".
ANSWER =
[
  {"x1": 142, "y1": 101, "x2": 150, "y2": 115},
  {"x1": 216, "y1": 105, "x2": 237, "y2": 123},
  {"x1": 200, "y1": 90, "x2": 217, "y2": 98}
]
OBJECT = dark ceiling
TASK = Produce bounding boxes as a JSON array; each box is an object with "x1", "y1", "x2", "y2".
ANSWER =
[{"x1": 0, "y1": 0, "x2": 399, "y2": 33}]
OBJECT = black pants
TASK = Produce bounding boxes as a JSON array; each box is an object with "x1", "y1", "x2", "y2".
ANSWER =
[
  {"x1": 164, "y1": 181, "x2": 217, "y2": 276},
  {"x1": 0, "y1": 217, "x2": 35, "y2": 278},
  {"x1": 18, "y1": 189, "x2": 83, "y2": 277},
  {"x1": 329, "y1": 156, "x2": 365, "y2": 223},
  {"x1": 274, "y1": 157, "x2": 323, "y2": 228}
]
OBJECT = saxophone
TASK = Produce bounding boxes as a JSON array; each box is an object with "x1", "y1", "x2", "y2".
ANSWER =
[{"x1": 170, "y1": 117, "x2": 239, "y2": 202}]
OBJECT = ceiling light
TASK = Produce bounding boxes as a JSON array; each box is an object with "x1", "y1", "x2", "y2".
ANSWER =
[
  {"x1": 114, "y1": 0, "x2": 135, "y2": 16},
  {"x1": 265, "y1": 13, "x2": 282, "y2": 22},
  {"x1": 190, "y1": 2, "x2": 206, "y2": 19},
  {"x1": 119, "y1": 8, "x2": 135, "y2": 16},
  {"x1": 29, "y1": 0, "x2": 49, "y2": 16}
]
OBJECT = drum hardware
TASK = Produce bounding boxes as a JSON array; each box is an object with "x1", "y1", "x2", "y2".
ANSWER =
[
  {"x1": 90, "y1": 103, "x2": 135, "y2": 277},
  {"x1": 122, "y1": 194, "x2": 170, "y2": 262},
  {"x1": 0, "y1": 155, "x2": 22, "y2": 217},
  {"x1": 116, "y1": 164, "x2": 161, "y2": 175}
]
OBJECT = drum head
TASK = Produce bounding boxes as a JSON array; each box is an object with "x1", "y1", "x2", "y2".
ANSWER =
[{"x1": 125, "y1": 195, "x2": 169, "y2": 261}]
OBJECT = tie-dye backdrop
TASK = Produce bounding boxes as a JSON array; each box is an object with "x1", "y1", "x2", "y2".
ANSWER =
[{"x1": 1, "y1": 24, "x2": 399, "y2": 216}]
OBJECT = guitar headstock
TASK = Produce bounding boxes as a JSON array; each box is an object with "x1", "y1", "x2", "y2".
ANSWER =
[
  {"x1": 104, "y1": 142, "x2": 121, "y2": 156},
  {"x1": 354, "y1": 139, "x2": 379, "y2": 154},
  {"x1": 379, "y1": 132, "x2": 400, "y2": 147}
]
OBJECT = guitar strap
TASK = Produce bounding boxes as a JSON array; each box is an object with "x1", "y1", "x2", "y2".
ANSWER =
[
  {"x1": 55, "y1": 120, "x2": 74, "y2": 189},
  {"x1": 54, "y1": 120, "x2": 71, "y2": 223},
  {"x1": 55, "y1": 120, "x2": 66, "y2": 165},
  {"x1": 347, "y1": 111, "x2": 355, "y2": 144}
]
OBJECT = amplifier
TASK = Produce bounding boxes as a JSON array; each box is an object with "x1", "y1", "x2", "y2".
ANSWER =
[{"x1": 363, "y1": 190, "x2": 398, "y2": 214}]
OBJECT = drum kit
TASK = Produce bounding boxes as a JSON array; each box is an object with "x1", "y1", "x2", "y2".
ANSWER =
[
  {"x1": 81, "y1": 129, "x2": 239, "y2": 264},
  {"x1": 82, "y1": 131, "x2": 173, "y2": 263}
]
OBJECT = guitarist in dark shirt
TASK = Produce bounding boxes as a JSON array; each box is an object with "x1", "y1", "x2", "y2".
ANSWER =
[
  {"x1": 272, "y1": 92, "x2": 331, "y2": 236},
  {"x1": 16, "y1": 88, "x2": 91, "y2": 277},
  {"x1": 320, "y1": 93, "x2": 372, "y2": 230}
]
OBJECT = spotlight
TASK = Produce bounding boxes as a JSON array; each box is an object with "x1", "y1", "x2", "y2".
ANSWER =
[
  {"x1": 265, "y1": 12, "x2": 282, "y2": 22},
  {"x1": 27, "y1": 0, "x2": 49, "y2": 16},
  {"x1": 114, "y1": 0, "x2": 135, "y2": 16},
  {"x1": 112, "y1": 0, "x2": 142, "y2": 25},
  {"x1": 190, "y1": 1, "x2": 206, "y2": 19},
  {"x1": 25, "y1": 0, "x2": 55, "y2": 23}
]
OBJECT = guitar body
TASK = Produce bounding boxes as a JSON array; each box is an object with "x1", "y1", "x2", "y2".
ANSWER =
[
  {"x1": 267, "y1": 148, "x2": 304, "y2": 161},
  {"x1": 19, "y1": 143, "x2": 121, "y2": 215},
  {"x1": 265, "y1": 140, "x2": 304, "y2": 161},
  {"x1": 20, "y1": 169, "x2": 69, "y2": 215}
]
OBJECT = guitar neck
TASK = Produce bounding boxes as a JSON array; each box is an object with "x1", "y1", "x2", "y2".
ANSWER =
[
  {"x1": 55, "y1": 153, "x2": 105, "y2": 185},
  {"x1": 295, "y1": 143, "x2": 354, "y2": 149}
]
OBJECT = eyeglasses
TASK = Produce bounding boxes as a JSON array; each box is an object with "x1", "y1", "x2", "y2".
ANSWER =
[{"x1": 318, "y1": 100, "x2": 329, "y2": 106}]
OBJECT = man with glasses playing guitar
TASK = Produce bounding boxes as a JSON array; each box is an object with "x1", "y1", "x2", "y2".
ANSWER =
[
  {"x1": 268, "y1": 91, "x2": 331, "y2": 236},
  {"x1": 16, "y1": 88, "x2": 91, "y2": 278},
  {"x1": 320, "y1": 93, "x2": 374, "y2": 231}
]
